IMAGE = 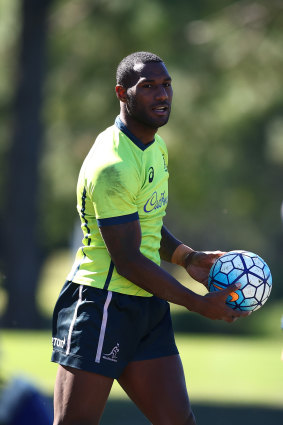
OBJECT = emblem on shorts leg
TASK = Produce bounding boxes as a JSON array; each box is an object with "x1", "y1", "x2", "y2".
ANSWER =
[
  {"x1": 52, "y1": 337, "x2": 66, "y2": 349},
  {"x1": 102, "y1": 343, "x2": 120, "y2": 362}
]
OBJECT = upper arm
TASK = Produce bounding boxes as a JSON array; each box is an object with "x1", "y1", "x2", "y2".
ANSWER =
[
  {"x1": 89, "y1": 161, "x2": 140, "y2": 222},
  {"x1": 84, "y1": 147, "x2": 144, "y2": 275},
  {"x1": 99, "y1": 219, "x2": 143, "y2": 274},
  {"x1": 92, "y1": 160, "x2": 141, "y2": 270}
]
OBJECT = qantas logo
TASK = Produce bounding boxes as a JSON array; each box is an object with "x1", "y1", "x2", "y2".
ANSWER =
[{"x1": 144, "y1": 191, "x2": 168, "y2": 213}]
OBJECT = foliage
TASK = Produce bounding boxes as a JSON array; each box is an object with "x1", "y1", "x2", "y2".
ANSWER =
[{"x1": 1, "y1": 0, "x2": 283, "y2": 295}]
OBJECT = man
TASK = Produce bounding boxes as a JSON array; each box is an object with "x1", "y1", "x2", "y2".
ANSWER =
[{"x1": 52, "y1": 51, "x2": 248, "y2": 425}]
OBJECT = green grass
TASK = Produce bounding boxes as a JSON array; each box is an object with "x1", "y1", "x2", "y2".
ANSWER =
[
  {"x1": 1, "y1": 249, "x2": 282, "y2": 410},
  {"x1": 178, "y1": 335, "x2": 283, "y2": 407},
  {"x1": 1, "y1": 330, "x2": 282, "y2": 408}
]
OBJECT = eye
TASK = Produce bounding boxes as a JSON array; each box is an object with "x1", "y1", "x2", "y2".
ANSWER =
[
  {"x1": 143, "y1": 84, "x2": 152, "y2": 88},
  {"x1": 164, "y1": 82, "x2": 171, "y2": 87}
]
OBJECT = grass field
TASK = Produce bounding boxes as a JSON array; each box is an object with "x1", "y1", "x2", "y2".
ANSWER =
[
  {"x1": 1, "y1": 330, "x2": 282, "y2": 408},
  {"x1": 1, "y1": 250, "x2": 283, "y2": 424}
]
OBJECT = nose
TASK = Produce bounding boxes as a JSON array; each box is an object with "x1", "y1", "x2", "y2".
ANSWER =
[{"x1": 155, "y1": 85, "x2": 169, "y2": 101}]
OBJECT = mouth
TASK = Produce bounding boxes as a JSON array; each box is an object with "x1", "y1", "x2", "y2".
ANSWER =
[{"x1": 152, "y1": 104, "x2": 170, "y2": 115}]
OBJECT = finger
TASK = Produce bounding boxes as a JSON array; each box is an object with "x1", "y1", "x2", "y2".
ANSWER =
[
  {"x1": 222, "y1": 282, "x2": 241, "y2": 295},
  {"x1": 241, "y1": 310, "x2": 252, "y2": 317},
  {"x1": 226, "y1": 309, "x2": 251, "y2": 321},
  {"x1": 223, "y1": 315, "x2": 238, "y2": 323},
  {"x1": 219, "y1": 284, "x2": 253, "y2": 319},
  {"x1": 222, "y1": 311, "x2": 240, "y2": 323}
]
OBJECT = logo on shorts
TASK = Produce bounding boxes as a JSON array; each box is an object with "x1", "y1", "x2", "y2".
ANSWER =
[
  {"x1": 52, "y1": 337, "x2": 66, "y2": 349},
  {"x1": 102, "y1": 343, "x2": 120, "y2": 362}
]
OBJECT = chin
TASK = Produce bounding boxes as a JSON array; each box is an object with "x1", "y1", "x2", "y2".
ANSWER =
[
  {"x1": 128, "y1": 111, "x2": 170, "y2": 130},
  {"x1": 144, "y1": 114, "x2": 170, "y2": 129},
  {"x1": 157, "y1": 117, "x2": 170, "y2": 127}
]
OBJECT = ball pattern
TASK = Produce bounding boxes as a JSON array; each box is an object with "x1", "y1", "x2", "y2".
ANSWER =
[{"x1": 208, "y1": 250, "x2": 272, "y2": 311}]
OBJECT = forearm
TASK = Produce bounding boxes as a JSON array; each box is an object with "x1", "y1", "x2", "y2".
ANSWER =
[
  {"x1": 160, "y1": 225, "x2": 196, "y2": 268},
  {"x1": 99, "y1": 219, "x2": 245, "y2": 322},
  {"x1": 159, "y1": 225, "x2": 182, "y2": 262},
  {"x1": 116, "y1": 250, "x2": 202, "y2": 311}
]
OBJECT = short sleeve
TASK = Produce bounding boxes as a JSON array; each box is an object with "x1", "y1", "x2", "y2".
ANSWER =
[{"x1": 88, "y1": 161, "x2": 140, "y2": 226}]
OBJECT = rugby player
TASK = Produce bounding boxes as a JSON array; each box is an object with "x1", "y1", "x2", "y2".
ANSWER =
[{"x1": 52, "y1": 51, "x2": 248, "y2": 425}]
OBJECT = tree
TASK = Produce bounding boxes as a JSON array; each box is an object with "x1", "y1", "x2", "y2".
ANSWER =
[{"x1": 1, "y1": 0, "x2": 52, "y2": 328}]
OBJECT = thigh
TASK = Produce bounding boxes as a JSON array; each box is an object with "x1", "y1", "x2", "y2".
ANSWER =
[
  {"x1": 53, "y1": 365, "x2": 113, "y2": 425},
  {"x1": 118, "y1": 355, "x2": 196, "y2": 425}
]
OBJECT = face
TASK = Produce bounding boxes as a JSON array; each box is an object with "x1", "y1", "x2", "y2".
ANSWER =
[{"x1": 125, "y1": 61, "x2": 173, "y2": 129}]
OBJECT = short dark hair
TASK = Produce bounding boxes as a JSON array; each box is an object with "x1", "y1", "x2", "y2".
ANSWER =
[{"x1": 116, "y1": 51, "x2": 163, "y2": 88}]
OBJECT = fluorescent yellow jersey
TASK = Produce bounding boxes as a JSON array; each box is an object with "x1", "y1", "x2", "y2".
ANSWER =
[{"x1": 67, "y1": 116, "x2": 169, "y2": 296}]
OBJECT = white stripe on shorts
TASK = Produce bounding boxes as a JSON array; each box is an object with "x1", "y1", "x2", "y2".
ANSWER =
[
  {"x1": 95, "y1": 291, "x2": 112, "y2": 363},
  {"x1": 66, "y1": 284, "x2": 83, "y2": 355}
]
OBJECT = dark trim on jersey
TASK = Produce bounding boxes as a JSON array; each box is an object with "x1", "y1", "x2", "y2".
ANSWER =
[
  {"x1": 70, "y1": 188, "x2": 91, "y2": 281},
  {"x1": 115, "y1": 116, "x2": 154, "y2": 151},
  {"x1": 97, "y1": 211, "x2": 139, "y2": 227},
  {"x1": 81, "y1": 187, "x2": 91, "y2": 246},
  {"x1": 103, "y1": 260, "x2": 114, "y2": 290},
  {"x1": 69, "y1": 248, "x2": 86, "y2": 283}
]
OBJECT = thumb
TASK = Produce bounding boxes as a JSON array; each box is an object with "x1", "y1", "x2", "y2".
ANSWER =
[{"x1": 221, "y1": 282, "x2": 241, "y2": 296}]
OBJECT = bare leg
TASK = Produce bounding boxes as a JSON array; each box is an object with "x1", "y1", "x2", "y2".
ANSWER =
[
  {"x1": 53, "y1": 365, "x2": 114, "y2": 425},
  {"x1": 118, "y1": 355, "x2": 196, "y2": 425}
]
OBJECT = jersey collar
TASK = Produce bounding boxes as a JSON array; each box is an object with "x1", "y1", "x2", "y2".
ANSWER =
[{"x1": 115, "y1": 116, "x2": 155, "y2": 151}]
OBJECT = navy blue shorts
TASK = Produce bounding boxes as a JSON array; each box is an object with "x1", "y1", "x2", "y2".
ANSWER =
[{"x1": 51, "y1": 281, "x2": 178, "y2": 379}]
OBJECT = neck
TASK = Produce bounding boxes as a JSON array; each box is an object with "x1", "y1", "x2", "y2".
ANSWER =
[{"x1": 119, "y1": 110, "x2": 157, "y2": 145}]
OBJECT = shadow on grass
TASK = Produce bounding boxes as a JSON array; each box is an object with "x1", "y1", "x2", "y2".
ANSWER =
[{"x1": 101, "y1": 399, "x2": 283, "y2": 425}]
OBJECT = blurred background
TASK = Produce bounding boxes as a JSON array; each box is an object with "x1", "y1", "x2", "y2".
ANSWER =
[{"x1": 0, "y1": 0, "x2": 283, "y2": 424}]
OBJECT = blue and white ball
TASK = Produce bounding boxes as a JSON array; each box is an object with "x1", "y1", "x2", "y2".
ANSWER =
[{"x1": 208, "y1": 250, "x2": 272, "y2": 311}]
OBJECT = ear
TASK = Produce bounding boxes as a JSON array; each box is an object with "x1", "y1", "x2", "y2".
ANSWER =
[{"x1": 115, "y1": 85, "x2": 127, "y2": 103}]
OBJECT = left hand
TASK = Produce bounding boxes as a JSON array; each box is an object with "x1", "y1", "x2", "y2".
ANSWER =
[{"x1": 185, "y1": 250, "x2": 226, "y2": 287}]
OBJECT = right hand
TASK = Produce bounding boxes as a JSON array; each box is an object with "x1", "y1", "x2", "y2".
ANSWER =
[{"x1": 193, "y1": 282, "x2": 251, "y2": 323}]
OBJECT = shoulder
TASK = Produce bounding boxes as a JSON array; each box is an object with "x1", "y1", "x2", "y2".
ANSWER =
[
  {"x1": 87, "y1": 132, "x2": 140, "y2": 193},
  {"x1": 154, "y1": 134, "x2": 168, "y2": 154},
  {"x1": 82, "y1": 125, "x2": 131, "y2": 172}
]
